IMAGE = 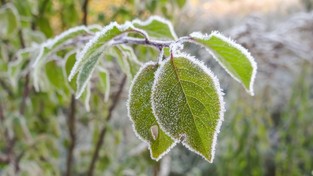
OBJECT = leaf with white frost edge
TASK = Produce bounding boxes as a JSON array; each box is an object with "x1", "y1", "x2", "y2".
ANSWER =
[
  {"x1": 189, "y1": 31, "x2": 257, "y2": 95},
  {"x1": 132, "y1": 16, "x2": 178, "y2": 40},
  {"x1": 32, "y1": 25, "x2": 100, "y2": 91},
  {"x1": 127, "y1": 62, "x2": 176, "y2": 160},
  {"x1": 69, "y1": 22, "x2": 147, "y2": 81},
  {"x1": 117, "y1": 45, "x2": 142, "y2": 79},
  {"x1": 76, "y1": 52, "x2": 102, "y2": 98},
  {"x1": 151, "y1": 54, "x2": 225, "y2": 162}
]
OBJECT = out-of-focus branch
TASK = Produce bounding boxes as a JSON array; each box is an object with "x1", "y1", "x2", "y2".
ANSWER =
[
  {"x1": 65, "y1": 95, "x2": 77, "y2": 176},
  {"x1": 87, "y1": 75, "x2": 127, "y2": 176},
  {"x1": 82, "y1": 0, "x2": 89, "y2": 25}
]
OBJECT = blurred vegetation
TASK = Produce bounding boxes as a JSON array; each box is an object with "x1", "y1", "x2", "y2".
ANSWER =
[{"x1": 0, "y1": 0, "x2": 313, "y2": 176}]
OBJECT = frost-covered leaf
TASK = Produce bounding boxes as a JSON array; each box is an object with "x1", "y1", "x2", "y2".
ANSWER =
[
  {"x1": 32, "y1": 25, "x2": 100, "y2": 91},
  {"x1": 76, "y1": 52, "x2": 102, "y2": 98},
  {"x1": 33, "y1": 25, "x2": 100, "y2": 67},
  {"x1": 128, "y1": 62, "x2": 176, "y2": 160},
  {"x1": 97, "y1": 68, "x2": 110, "y2": 102},
  {"x1": 190, "y1": 31, "x2": 257, "y2": 95},
  {"x1": 69, "y1": 22, "x2": 146, "y2": 81},
  {"x1": 151, "y1": 54, "x2": 225, "y2": 162},
  {"x1": 64, "y1": 51, "x2": 77, "y2": 92},
  {"x1": 132, "y1": 16, "x2": 177, "y2": 40},
  {"x1": 117, "y1": 45, "x2": 142, "y2": 79}
]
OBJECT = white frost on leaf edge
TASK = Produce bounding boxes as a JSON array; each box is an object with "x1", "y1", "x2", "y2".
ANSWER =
[
  {"x1": 75, "y1": 52, "x2": 103, "y2": 99},
  {"x1": 31, "y1": 25, "x2": 97, "y2": 91},
  {"x1": 68, "y1": 22, "x2": 148, "y2": 81},
  {"x1": 190, "y1": 31, "x2": 257, "y2": 96},
  {"x1": 132, "y1": 16, "x2": 178, "y2": 40},
  {"x1": 151, "y1": 53, "x2": 225, "y2": 163},
  {"x1": 33, "y1": 25, "x2": 93, "y2": 67},
  {"x1": 126, "y1": 61, "x2": 177, "y2": 161}
]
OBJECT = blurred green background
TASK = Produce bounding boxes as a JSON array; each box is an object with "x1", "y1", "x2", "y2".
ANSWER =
[{"x1": 0, "y1": 0, "x2": 313, "y2": 175}]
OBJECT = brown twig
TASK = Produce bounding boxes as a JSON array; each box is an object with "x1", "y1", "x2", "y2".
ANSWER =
[
  {"x1": 87, "y1": 75, "x2": 127, "y2": 176},
  {"x1": 65, "y1": 95, "x2": 76, "y2": 176},
  {"x1": 82, "y1": 0, "x2": 89, "y2": 25}
]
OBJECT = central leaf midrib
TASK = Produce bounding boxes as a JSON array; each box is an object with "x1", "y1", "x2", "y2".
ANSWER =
[{"x1": 170, "y1": 58, "x2": 206, "y2": 154}]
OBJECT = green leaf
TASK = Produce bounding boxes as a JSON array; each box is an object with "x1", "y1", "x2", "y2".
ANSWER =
[
  {"x1": 128, "y1": 62, "x2": 176, "y2": 160},
  {"x1": 69, "y1": 22, "x2": 143, "y2": 81},
  {"x1": 32, "y1": 25, "x2": 100, "y2": 91},
  {"x1": 132, "y1": 16, "x2": 177, "y2": 40},
  {"x1": 45, "y1": 60, "x2": 66, "y2": 91},
  {"x1": 97, "y1": 68, "x2": 110, "y2": 102},
  {"x1": 33, "y1": 25, "x2": 100, "y2": 67},
  {"x1": 151, "y1": 54, "x2": 225, "y2": 162},
  {"x1": 117, "y1": 45, "x2": 142, "y2": 79},
  {"x1": 76, "y1": 52, "x2": 102, "y2": 98},
  {"x1": 190, "y1": 31, "x2": 257, "y2": 95},
  {"x1": 0, "y1": 4, "x2": 19, "y2": 37},
  {"x1": 64, "y1": 51, "x2": 77, "y2": 92}
]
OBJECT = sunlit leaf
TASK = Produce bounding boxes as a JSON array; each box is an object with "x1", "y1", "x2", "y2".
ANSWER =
[
  {"x1": 151, "y1": 54, "x2": 225, "y2": 162},
  {"x1": 190, "y1": 31, "x2": 257, "y2": 95},
  {"x1": 128, "y1": 62, "x2": 176, "y2": 160}
]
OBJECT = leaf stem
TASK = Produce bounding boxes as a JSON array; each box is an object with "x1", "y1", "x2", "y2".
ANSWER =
[{"x1": 111, "y1": 37, "x2": 172, "y2": 49}]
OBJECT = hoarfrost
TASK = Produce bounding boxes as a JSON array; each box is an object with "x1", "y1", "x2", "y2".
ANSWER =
[
  {"x1": 151, "y1": 53, "x2": 225, "y2": 163},
  {"x1": 190, "y1": 31, "x2": 257, "y2": 96}
]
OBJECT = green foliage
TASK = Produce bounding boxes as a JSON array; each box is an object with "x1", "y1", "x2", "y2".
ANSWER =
[
  {"x1": 151, "y1": 55, "x2": 224, "y2": 162},
  {"x1": 0, "y1": 1, "x2": 283, "y2": 175},
  {"x1": 128, "y1": 62, "x2": 175, "y2": 160}
]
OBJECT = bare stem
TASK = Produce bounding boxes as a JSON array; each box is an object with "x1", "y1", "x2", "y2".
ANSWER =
[
  {"x1": 65, "y1": 95, "x2": 76, "y2": 176},
  {"x1": 87, "y1": 75, "x2": 127, "y2": 176},
  {"x1": 111, "y1": 37, "x2": 172, "y2": 50}
]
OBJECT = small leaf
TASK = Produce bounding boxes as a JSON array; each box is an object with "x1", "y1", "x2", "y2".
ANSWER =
[
  {"x1": 97, "y1": 68, "x2": 110, "y2": 102},
  {"x1": 64, "y1": 51, "x2": 77, "y2": 92},
  {"x1": 76, "y1": 52, "x2": 102, "y2": 98},
  {"x1": 0, "y1": 4, "x2": 19, "y2": 37},
  {"x1": 190, "y1": 31, "x2": 257, "y2": 95},
  {"x1": 151, "y1": 54, "x2": 225, "y2": 162},
  {"x1": 117, "y1": 45, "x2": 142, "y2": 79},
  {"x1": 132, "y1": 16, "x2": 178, "y2": 40},
  {"x1": 69, "y1": 22, "x2": 145, "y2": 81},
  {"x1": 127, "y1": 62, "x2": 176, "y2": 160},
  {"x1": 32, "y1": 25, "x2": 99, "y2": 91}
]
